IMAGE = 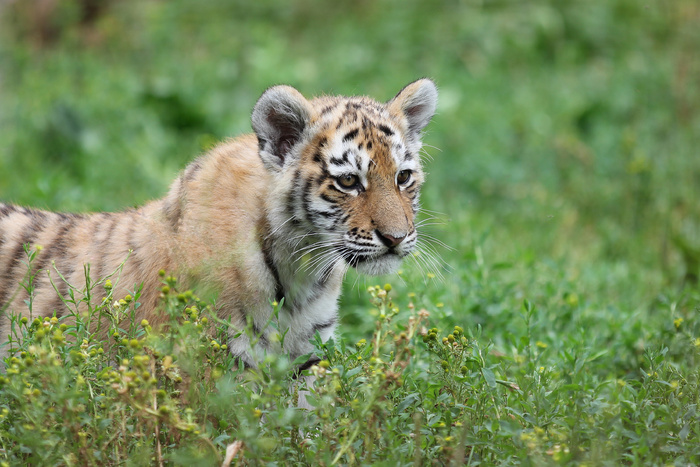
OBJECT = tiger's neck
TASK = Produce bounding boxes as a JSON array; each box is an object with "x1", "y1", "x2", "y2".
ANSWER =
[
  {"x1": 260, "y1": 214, "x2": 345, "y2": 313},
  {"x1": 256, "y1": 212, "x2": 344, "y2": 359}
]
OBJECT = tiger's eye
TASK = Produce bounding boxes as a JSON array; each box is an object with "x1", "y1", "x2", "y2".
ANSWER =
[
  {"x1": 397, "y1": 170, "x2": 411, "y2": 185},
  {"x1": 337, "y1": 174, "x2": 359, "y2": 189}
]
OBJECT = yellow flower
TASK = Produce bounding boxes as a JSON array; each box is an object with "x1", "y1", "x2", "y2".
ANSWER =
[
  {"x1": 536, "y1": 341, "x2": 548, "y2": 349},
  {"x1": 674, "y1": 318, "x2": 683, "y2": 329},
  {"x1": 694, "y1": 338, "x2": 700, "y2": 348}
]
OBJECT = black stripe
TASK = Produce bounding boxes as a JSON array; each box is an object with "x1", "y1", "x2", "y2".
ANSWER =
[
  {"x1": 331, "y1": 215, "x2": 342, "y2": 230},
  {"x1": 89, "y1": 213, "x2": 110, "y2": 283},
  {"x1": 288, "y1": 170, "x2": 301, "y2": 226},
  {"x1": 233, "y1": 354, "x2": 253, "y2": 371},
  {"x1": 302, "y1": 179, "x2": 313, "y2": 220},
  {"x1": 98, "y1": 215, "x2": 120, "y2": 281},
  {"x1": 378, "y1": 124, "x2": 394, "y2": 136},
  {"x1": 261, "y1": 226, "x2": 285, "y2": 306},
  {"x1": 343, "y1": 129, "x2": 359, "y2": 142},
  {"x1": 165, "y1": 176, "x2": 184, "y2": 230},
  {"x1": 0, "y1": 216, "x2": 45, "y2": 310},
  {"x1": 320, "y1": 193, "x2": 337, "y2": 204},
  {"x1": 320, "y1": 106, "x2": 334, "y2": 115},
  {"x1": 47, "y1": 217, "x2": 77, "y2": 261},
  {"x1": 31, "y1": 216, "x2": 77, "y2": 292},
  {"x1": 310, "y1": 209, "x2": 338, "y2": 219},
  {"x1": 314, "y1": 153, "x2": 329, "y2": 174},
  {"x1": 404, "y1": 150, "x2": 413, "y2": 161},
  {"x1": 0, "y1": 204, "x2": 18, "y2": 218},
  {"x1": 330, "y1": 150, "x2": 351, "y2": 166},
  {"x1": 0, "y1": 206, "x2": 7, "y2": 250},
  {"x1": 48, "y1": 217, "x2": 80, "y2": 318},
  {"x1": 318, "y1": 136, "x2": 328, "y2": 147},
  {"x1": 52, "y1": 262, "x2": 74, "y2": 318},
  {"x1": 56, "y1": 212, "x2": 85, "y2": 222},
  {"x1": 184, "y1": 158, "x2": 203, "y2": 181},
  {"x1": 293, "y1": 356, "x2": 322, "y2": 379},
  {"x1": 316, "y1": 170, "x2": 331, "y2": 186},
  {"x1": 312, "y1": 317, "x2": 337, "y2": 334},
  {"x1": 26, "y1": 209, "x2": 49, "y2": 221}
]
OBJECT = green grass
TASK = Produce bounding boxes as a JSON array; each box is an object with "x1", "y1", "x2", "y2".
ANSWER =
[{"x1": 1, "y1": 0, "x2": 700, "y2": 464}]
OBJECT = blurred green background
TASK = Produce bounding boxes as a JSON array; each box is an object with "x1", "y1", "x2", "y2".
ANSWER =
[{"x1": 1, "y1": 0, "x2": 699, "y2": 356}]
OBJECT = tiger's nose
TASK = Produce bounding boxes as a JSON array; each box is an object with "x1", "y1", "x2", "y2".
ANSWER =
[{"x1": 375, "y1": 230, "x2": 406, "y2": 248}]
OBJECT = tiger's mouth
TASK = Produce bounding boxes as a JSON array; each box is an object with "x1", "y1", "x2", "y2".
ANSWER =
[
  {"x1": 341, "y1": 250, "x2": 399, "y2": 265},
  {"x1": 341, "y1": 249, "x2": 406, "y2": 275}
]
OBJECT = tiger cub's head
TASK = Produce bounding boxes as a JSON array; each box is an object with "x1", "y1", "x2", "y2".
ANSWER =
[{"x1": 252, "y1": 79, "x2": 438, "y2": 276}]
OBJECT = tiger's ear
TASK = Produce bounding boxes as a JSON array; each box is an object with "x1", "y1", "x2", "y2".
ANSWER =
[
  {"x1": 388, "y1": 79, "x2": 438, "y2": 139},
  {"x1": 252, "y1": 85, "x2": 314, "y2": 172}
]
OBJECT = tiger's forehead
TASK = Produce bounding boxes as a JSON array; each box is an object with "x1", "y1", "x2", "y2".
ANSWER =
[
  {"x1": 312, "y1": 95, "x2": 390, "y2": 122},
  {"x1": 309, "y1": 96, "x2": 418, "y2": 176}
]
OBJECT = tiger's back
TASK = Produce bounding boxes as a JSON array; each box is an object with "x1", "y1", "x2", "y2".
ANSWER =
[
  {"x1": 0, "y1": 203, "x2": 172, "y2": 322},
  {"x1": 0, "y1": 79, "x2": 439, "y2": 367}
]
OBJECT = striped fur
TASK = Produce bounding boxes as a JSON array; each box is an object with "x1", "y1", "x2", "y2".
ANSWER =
[{"x1": 0, "y1": 79, "x2": 438, "y2": 369}]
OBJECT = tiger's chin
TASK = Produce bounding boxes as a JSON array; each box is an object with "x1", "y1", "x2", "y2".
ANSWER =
[{"x1": 353, "y1": 253, "x2": 403, "y2": 276}]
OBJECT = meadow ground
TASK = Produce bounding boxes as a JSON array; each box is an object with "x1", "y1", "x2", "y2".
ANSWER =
[{"x1": 0, "y1": 1, "x2": 699, "y2": 465}]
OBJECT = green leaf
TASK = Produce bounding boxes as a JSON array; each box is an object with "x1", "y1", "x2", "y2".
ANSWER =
[{"x1": 482, "y1": 367, "x2": 497, "y2": 388}]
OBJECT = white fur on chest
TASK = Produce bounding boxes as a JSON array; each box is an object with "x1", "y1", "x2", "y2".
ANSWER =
[
  {"x1": 224, "y1": 240, "x2": 343, "y2": 367},
  {"x1": 279, "y1": 280, "x2": 341, "y2": 357}
]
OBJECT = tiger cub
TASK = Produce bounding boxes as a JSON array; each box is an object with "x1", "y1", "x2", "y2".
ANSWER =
[{"x1": 0, "y1": 79, "x2": 438, "y2": 369}]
